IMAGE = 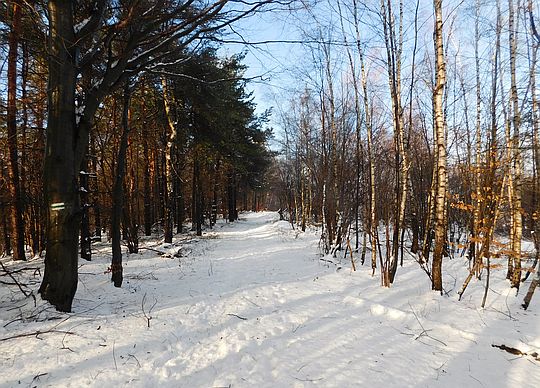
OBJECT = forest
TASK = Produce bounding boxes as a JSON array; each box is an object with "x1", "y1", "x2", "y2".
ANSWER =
[
  {"x1": 0, "y1": 0, "x2": 278, "y2": 312},
  {"x1": 270, "y1": 0, "x2": 540, "y2": 309},
  {"x1": 0, "y1": 0, "x2": 540, "y2": 376},
  {"x1": 1, "y1": 1, "x2": 540, "y2": 386}
]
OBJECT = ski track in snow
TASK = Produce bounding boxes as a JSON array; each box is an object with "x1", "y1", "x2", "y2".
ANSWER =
[{"x1": 1, "y1": 211, "x2": 539, "y2": 387}]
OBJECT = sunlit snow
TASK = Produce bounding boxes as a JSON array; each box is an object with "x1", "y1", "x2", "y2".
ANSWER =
[{"x1": 0, "y1": 212, "x2": 539, "y2": 387}]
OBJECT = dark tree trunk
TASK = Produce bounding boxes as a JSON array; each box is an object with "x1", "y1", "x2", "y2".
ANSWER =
[
  {"x1": 227, "y1": 171, "x2": 237, "y2": 222},
  {"x1": 411, "y1": 212, "x2": 420, "y2": 253},
  {"x1": 39, "y1": 1, "x2": 81, "y2": 312},
  {"x1": 211, "y1": 160, "x2": 219, "y2": 226},
  {"x1": 80, "y1": 156, "x2": 91, "y2": 260},
  {"x1": 111, "y1": 84, "x2": 131, "y2": 288},
  {"x1": 176, "y1": 172, "x2": 184, "y2": 234},
  {"x1": 6, "y1": 0, "x2": 25, "y2": 261},
  {"x1": 123, "y1": 162, "x2": 139, "y2": 254},
  {"x1": 1, "y1": 201, "x2": 10, "y2": 256},
  {"x1": 29, "y1": 205, "x2": 40, "y2": 257},
  {"x1": 193, "y1": 156, "x2": 203, "y2": 236},
  {"x1": 159, "y1": 148, "x2": 166, "y2": 234},
  {"x1": 243, "y1": 183, "x2": 248, "y2": 211},
  {"x1": 90, "y1": 135, "x2": 102, "y2": 241},
  {"x1": 143, "y1": 132, "x2": 153, "y2": 236}
]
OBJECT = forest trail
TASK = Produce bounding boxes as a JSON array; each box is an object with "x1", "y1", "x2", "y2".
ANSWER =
[{"x1": 1, "y1": 212, "x2": 540, "y2": 387}]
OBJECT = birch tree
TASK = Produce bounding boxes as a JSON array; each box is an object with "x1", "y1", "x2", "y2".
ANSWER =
[
  {"x1": 431, "y1": 0, "x2": 447, "y2": 292},
  {"x1": 507, "y1": 0, "x2": 523, "y2": 290}
]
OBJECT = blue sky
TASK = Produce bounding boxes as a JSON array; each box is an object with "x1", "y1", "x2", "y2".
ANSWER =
[{"x1": 221, "y1": 7, "x2": 307, "y2": 114}]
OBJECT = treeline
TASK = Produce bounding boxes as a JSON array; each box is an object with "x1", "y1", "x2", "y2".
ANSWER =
[
  {"x1": 274, "y1": 0, "x2": 540, "y2": 307},
  {"x1": 0, "y1": 1, "x2": 276, "y2": 311}
]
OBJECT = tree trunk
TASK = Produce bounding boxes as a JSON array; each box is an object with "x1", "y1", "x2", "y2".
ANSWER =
[
  {"x1": 381, "y1": 0, "x2": 407, "y2": 284},
  {"x1": 193, "y1": 154, "x2": 203, "y2": 235},
  {"x1": 38, "y1": 1, "x2": 81, "y2": 312},
  {"x1": 176, "y1": 160, "x2": 185, "y2": 233},
  {"x1": 90, "y1": 134, "x2": 102, "y2": 241},
  {"x1": 161, "y1": 77, "x2": 177, "y2": 244},
  {"x1": 508, "y1": 0, "x2": 522, "y2": 290},
  {"x1": 1, "y1": 209, "x2": 10, "y2": 257},
  {"x1": 143, "y1": 128, "x2": 153, "y2": 236},
  {"x1": 471, "y1": 0, "x2": 482, "y2": 271},
  {"x1": 353, "y1": 7, "x2": 378, "y2": 275},
  {"x1": 211, "y1": 160, "x2": 220, "y2": 227},
  {"x1": 431, "y1": 0, "x2": 447, "y2": 292},
  {"x1": 6, "y1": 0, "x2": 25, "y2": 261},
  {"x1": 228, "y1": 170, "x2": 237, "y2": 222},
  {"x1": 80, "y1": 156, "x2": 91, "y2": 260},
  {"x1": 526, "y1": 0, "x2": 540, "y2": 284},
  {"x1": 111, "y1": 84, "x2": 131, "y2": 288}
]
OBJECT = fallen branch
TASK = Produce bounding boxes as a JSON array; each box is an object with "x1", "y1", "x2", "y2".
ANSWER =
[
  {"x1": 137, "y1": 246, "x2": 169, "y2": 256},
  {"x1": 0, "y1": 266, "x2": 40, "y2": 277},
  {"x1": 492, "y1": 344, "x2": 540, "y2": 361},
  {"x1": 0, "y1": 329, "x2": 75, "y2": 342},
  {"x1": 0, "y1": 260, "x2": 33, "y2": 298}
]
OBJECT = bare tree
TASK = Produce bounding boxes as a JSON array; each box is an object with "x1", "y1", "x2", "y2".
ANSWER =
[
  {"x1": 507, "y1": 0, "x2": 523, "y2": 290},
  {"x1": 431, "y1": 0, "x2": 448, "y2": 292}
]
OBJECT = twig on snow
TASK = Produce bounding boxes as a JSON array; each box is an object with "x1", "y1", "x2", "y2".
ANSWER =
[
  {"x1": 227, "y1": 313, "x2": 247, "y2": 320},
  {"x1": 408, "y1": 302, "x2": 447, "y2": 347},
  {"x1": 113, "y1": 340, "x2": 118, "y2": 371},
  {"x1": 30, "y1": 373, "x2": 48, "y2": 385},
  {"x1": 142, "y1": 293, "x2": 157, "y2": 328}
]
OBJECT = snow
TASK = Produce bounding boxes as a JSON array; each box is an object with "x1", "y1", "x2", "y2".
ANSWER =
[
  {"x1": 74, "y1": 17, "x2": 91, "y2": 34},
  {"x1": 1, "y1": 212, "x2": 539, "y2": 387}
]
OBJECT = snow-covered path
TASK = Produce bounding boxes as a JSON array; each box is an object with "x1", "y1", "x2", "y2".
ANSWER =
[{"x1": 1, "y1": 212, "x2": 539, "y2": 387}]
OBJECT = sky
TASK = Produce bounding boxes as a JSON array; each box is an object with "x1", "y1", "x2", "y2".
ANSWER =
[
  {"x1": 220, "y1": 4, "x2": 310, "y2": 121},
  {"x1": 217, "y1": 0, "x2": 540, "y2": 154}
]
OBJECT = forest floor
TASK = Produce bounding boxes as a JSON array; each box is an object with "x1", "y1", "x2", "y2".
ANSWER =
[{"x1": 0, "y1": 211, "x2": 539, "y2": 387}]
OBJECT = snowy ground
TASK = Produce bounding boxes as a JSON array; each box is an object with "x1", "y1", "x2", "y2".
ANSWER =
[{"x1": 0, "y1": 212, "x2": 539, "y2": 387}]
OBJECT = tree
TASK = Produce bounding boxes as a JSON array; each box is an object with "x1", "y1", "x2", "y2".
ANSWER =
[
  {"x1": 110, "y1": 83, "x2": 132, "y2": 288},
  {"x1": 431, "y1": 0, "x2": 447, "y2": 292},
  {"x1": 507, "y1": 0, "x2": 523, "y2": 290},
  {"x1": 6, "y1": 0, "x2": 25, "y2": 261}
]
